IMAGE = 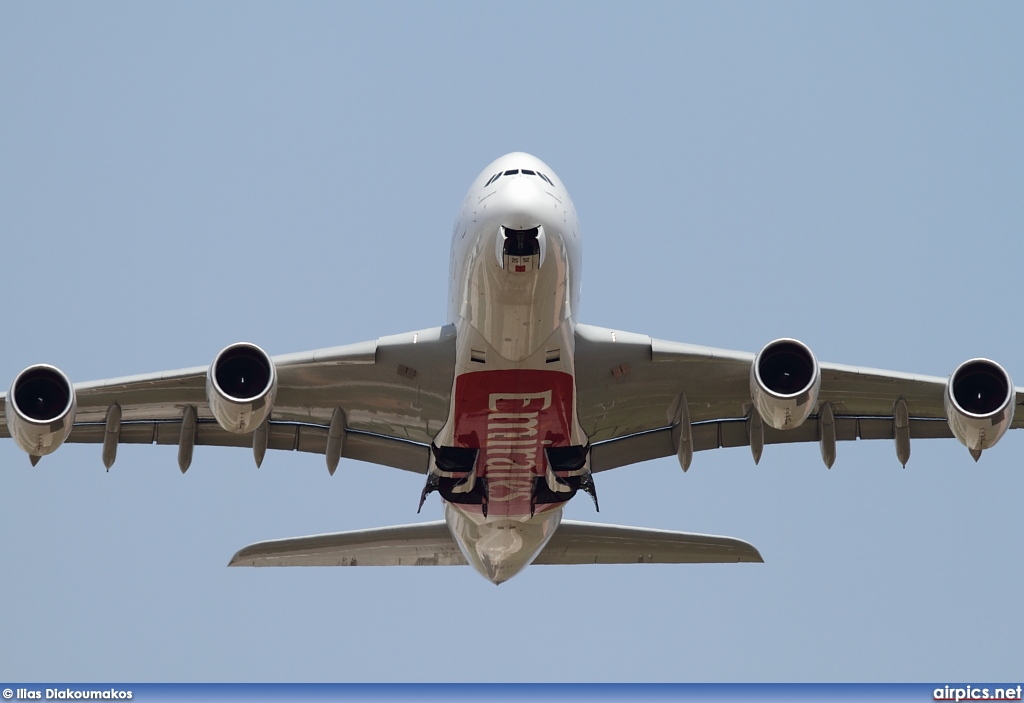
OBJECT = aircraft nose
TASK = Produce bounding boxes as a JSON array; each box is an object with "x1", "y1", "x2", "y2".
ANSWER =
[{"x1": 492, "y1": 175, "x2": 547, "y2": 230}]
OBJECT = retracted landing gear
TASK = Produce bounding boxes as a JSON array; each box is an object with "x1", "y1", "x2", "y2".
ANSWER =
[
  {"x1": 530, "y1": 445, "x2": 598, "y2": 516},
  {"x1": 421, "y1": 444, "x2": 597, "y2": 518},
  {"x1": 419, "y1": 445, "x2": 489, "y2": 517}
]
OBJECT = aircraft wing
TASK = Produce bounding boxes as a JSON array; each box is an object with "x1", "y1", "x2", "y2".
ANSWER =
[
  {"x1": 0, "y1": 325, "x2": 456, "y2": 473},
  {"x1": 227, "y1": 520, "x2": 763, "y2": 567},
  {"x1": 4, "y1": 320, "x2": 1018, "y2": 474},
  {"x1": 574, "y1": 323, "x2": 1024, "y2": 472}
]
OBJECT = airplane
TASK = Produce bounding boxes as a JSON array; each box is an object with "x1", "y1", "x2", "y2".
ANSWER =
[{"x1": 1, "y1": 152, "x2": 1019, "y2": 584}]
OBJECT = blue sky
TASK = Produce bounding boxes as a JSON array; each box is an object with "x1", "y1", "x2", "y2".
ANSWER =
[{"x1": 1, "y1": 2, "x2": 1022, "y2": 682}]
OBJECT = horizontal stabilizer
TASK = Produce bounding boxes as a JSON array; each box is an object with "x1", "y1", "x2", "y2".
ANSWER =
[
  {"x1": 228, "y1": 521, "x2": 462, "y2": 567},
  {"x1": 228, "y1": 520, "x2": 762, "y2": 567},
  {"x1": 538, "y1": 521, "x2": 763, "y2": 564}
]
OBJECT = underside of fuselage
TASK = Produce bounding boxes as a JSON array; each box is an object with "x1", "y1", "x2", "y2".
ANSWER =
[{"x1": 423, "y1": 152, "x2": 591, "y2": 583}]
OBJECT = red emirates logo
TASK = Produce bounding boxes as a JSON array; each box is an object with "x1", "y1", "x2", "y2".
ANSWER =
[{"x1": 453, "y1": 370, "x2": 574, "y2": 513}]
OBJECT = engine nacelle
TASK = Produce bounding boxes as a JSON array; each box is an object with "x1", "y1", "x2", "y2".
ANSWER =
[
  {"x1": 750, "y1": 338, "x2": 821, "y2": 430},
  {"x1": 6, "y1": 364, "x2": 77, "y2": 456},
  {"x1": 206, "y1": 343, "x2": 277, "y2": 434},
  {"x1": 944, "y1": 358, "x2": 1014, "y2": 451}
]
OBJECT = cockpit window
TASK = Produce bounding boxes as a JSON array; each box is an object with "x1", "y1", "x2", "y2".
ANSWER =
[{"x1": 484, "y1": 169, "x2": 556, "y2": 188}]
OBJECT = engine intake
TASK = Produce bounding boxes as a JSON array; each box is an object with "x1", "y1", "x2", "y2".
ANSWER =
[
  {"x1": 944, "y1": 358, "x2": 1014, "y2": 451},
  {"x1": 6, "y1": 364, "x2": 77, "y2": 456},
  {"x1": 206, "y1": 343, "x2": 277, "y2": 434},
  {"x1": 750, "y1": 338, "x2": 821, "y2": 430}
]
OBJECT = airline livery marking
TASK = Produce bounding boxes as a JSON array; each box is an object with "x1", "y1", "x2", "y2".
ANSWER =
[{"x1": 453, "y1": 369, "x2": 574, "y2": 516}]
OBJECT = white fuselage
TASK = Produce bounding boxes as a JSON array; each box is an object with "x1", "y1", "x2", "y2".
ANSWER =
[{"x1": 436, "y1": 153, "x2": 585, "y2": 583}]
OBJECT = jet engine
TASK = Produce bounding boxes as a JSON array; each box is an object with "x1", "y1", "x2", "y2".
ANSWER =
[
  {"x1": 944, "y1": 358, "x2": 1015, "y2": 451},
  {"x1": 749, "y1": 338, "x2": 821, "y2": 430},
  {"x1": 5, "y1": 364, "x2": 77, "y2": 456},
  {"x1": 206, "y1": 343, "x2": 277, "y2": 434}
]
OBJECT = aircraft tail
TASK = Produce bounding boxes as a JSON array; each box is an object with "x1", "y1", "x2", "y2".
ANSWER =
[{"x1": 228, "y1": 520, "x2": 763, "y2": 567}]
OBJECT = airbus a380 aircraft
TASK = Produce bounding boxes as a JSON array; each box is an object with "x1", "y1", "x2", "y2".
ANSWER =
[{"x1": 1, "y1": 153, "x2": 1020, "y2": 583}]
